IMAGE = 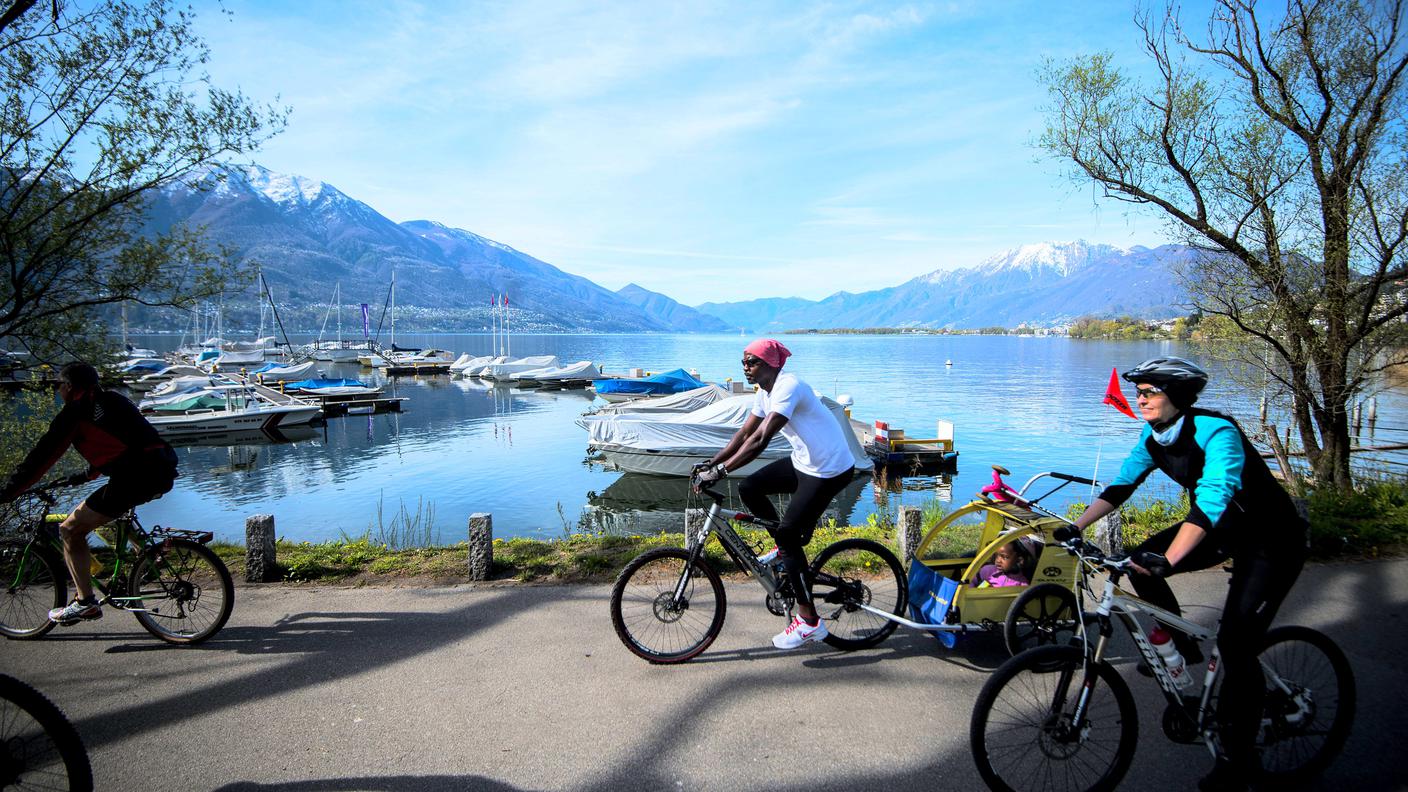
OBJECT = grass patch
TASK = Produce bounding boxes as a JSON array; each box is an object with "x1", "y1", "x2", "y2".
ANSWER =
[{"x1": 207, "y1": 480, "x2": 1408, "y2": 585}]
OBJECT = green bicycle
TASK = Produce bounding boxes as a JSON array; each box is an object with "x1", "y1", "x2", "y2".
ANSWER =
[{"x1": 0, "y1": 478, "x2": 234, "y2": 645}]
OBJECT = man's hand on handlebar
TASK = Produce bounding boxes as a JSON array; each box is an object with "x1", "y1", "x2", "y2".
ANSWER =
[{"x1": 691, "y1": 463, "x2": 726, "y2": 493}]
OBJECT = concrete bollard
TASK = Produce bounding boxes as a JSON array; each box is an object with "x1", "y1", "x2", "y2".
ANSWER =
[
  {"x1": 685, "y1": 509, "x2": 706, "y2": 535},
  {"x1": 897, "y1": 505, "x2": 923, "y2": 562},
  {"x1": 245, "y1": 514, "x2": 277, "y2": 583},
  {"x1": 468, "y1": 513, "x2": 493, "y2": 581},
  {"x1": 1095, "y1": 509, "x2": 1124, "y2": 555}
]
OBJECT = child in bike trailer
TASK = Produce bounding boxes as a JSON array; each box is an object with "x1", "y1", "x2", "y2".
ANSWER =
[
  {"x1": 693, "y1": 339, "x2": 855, "y2": 650},
  {"x1": 0, "y1": 362, "x2": 179, "y2": 625},
  {"x1": 970, "y1": 537, "x2": 1037, "y2": 588},
  {"x1": 1070, "y1": 356, "x2": 1307, "y2": 792}
]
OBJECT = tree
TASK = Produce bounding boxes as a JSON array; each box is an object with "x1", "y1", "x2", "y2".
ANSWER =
[
  {"x1": 1039, "y1": 0, "x2": 1408, "y2": 490},
  {"x1": 0, "y1": 0, "x2": 286, "y2": 366}
]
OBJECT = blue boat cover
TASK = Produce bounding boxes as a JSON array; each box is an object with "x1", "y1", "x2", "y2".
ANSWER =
[
  {"x1": 285, "y1": 378, "x2": 370, "y2": 390},
  {"x1": 593, "y1": 368, "x2": 705, "y2": 396}
]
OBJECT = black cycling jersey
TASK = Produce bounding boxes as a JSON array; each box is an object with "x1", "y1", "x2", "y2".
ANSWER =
[{"x1": 1, "y1": 389, "x2": 175, "y2": 501}]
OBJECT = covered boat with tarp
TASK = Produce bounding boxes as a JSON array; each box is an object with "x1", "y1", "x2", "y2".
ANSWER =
[
  {"x1": 283, "y1": 378, "x2": 381, "y2": 397},
  {"x1": 590, "y1": 368, "x2": 706, "y2": 402},
  {"x1": 579, "y1": 392, "x2": 872, "y2": 477}
]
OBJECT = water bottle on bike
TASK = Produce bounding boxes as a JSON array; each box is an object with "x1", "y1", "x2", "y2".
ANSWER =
[{"x1": 1150, "y1": 626, "x2": 1193, "y2": 690}]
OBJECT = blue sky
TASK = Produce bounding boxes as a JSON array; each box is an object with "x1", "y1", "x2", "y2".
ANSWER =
[{"x1": 198, "y1": 1, "x2": 1197, "y2": 305}]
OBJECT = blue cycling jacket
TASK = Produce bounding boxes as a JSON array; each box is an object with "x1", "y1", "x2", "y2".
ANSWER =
[{"x1": 1098, "y1": 408, "x2": 1299, "y2": 547}]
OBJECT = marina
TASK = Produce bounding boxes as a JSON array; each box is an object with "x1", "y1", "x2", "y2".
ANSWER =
[{"x1": 100, "y1": 331, "x2": 1408, "y2": 546}]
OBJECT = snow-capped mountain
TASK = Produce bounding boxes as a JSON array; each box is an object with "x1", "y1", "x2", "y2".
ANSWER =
[
  {"x1": 140, "y1": 164, "x2": 669, "y2": 332},
  {"x1": 698, "y1": 242, "x2": 1197, "y2": 332}
]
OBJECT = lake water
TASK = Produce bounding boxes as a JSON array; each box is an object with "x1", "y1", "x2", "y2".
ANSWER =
[{"x1": 123, "y1": 333, "x2": 1408, "y2": 544}]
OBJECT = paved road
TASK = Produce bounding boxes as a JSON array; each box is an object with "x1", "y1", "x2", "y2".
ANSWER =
[{"x1": 3, "y1": 558, "x2": 1405, "y2": 791}]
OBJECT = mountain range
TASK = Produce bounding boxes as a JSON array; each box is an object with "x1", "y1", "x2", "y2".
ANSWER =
[{"x1": 135, "y1": 164, "x2": 1194, "y2": 333}]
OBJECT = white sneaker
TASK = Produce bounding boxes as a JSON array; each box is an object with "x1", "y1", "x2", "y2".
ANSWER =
[
  {"x1": 756, "y1": 545, "x2": 779, "y2": 564},
  {"x1": 772, "y1": 616, "x2": 828, "y2": 649}
]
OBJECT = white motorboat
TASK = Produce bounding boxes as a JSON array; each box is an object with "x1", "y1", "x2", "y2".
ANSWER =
[
  {"x1": 578, "y1": 393, "x2": 872, "y2": 477},
  {"x1": 510, "y1": 360, "x2": 602, "y2": 387},
  {"x1": 145, "y1": 384, "x2": 323, "y2": 435},
  {"x1": 480, "y1": 355, "x2": 560, "y2": 381},
  {"x1": 587, "y1": 384, "x2": 732, "y2": 416},
  {"x1": 250, "y1": 360, "x2": 320, "y2": 383},
  {"x1": 450, "y1": 353, "x2": 496, "y2": 374},
  {"x1": 126, "y1": 365, "x2": 208, "y2": 391}
]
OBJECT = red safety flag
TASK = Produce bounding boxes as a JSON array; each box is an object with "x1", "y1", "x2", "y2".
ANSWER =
[
  {"x1": 1103, "y1": 367, "x2": 1138, "y2": 420},
  {"x1": 503, "y1": 294, "x2": 509, "y2": 308}
]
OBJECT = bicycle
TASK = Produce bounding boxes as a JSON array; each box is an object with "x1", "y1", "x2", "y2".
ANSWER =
[
  {"x1": 970, "y1": 525, "x2": 1355, "y2": 792},
  {"x1": 608, "y1": 477, "x2": 908, "y2": 663},
  {"x1": 0, "y1": 478, "x2": 234, "y2": 645},
  {"x1": 0, "y1": 673, "x2": 93, "y2": 791}
]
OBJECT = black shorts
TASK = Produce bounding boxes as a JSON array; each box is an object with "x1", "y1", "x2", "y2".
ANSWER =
[{"x1": 85, "y1": 450, "x2": 177, "y2": 518}]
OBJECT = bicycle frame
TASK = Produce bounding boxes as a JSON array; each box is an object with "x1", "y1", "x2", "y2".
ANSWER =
[
  {"x1": 684, "y1": 490, "x2": 787, "y2": 603},
  {"x1": 9, "y1": 487, "x2": 213, "y2": 614}
]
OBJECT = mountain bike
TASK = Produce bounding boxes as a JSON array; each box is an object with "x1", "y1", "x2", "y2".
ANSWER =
[
  {"x1": 0, "y1": 673, "x2": 93, "y2": 791},
  {"x1": 0, "y1": 479, "x2": 234, "y2": 645},
  {"x1": 609, "y1": 478, "x2": 907, "y2": 663},
  {"x1": 970, "y1": 527, "x2": 1355, "y2": 792}
]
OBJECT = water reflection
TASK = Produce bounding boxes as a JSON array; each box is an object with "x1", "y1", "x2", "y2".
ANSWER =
[{"x1": 579, "y1": 473, "x2": 874, "y2": 537}]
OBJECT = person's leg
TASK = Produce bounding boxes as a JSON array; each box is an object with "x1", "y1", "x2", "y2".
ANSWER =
[
  {"x1": 737, "y1": 458, "x2": 795, "y2": 527},
  {"x1": 775, "y1": 471, "x2": 852, "y2": 623},
  {"x1": 59, "y1": 502, "x2": 114, "y2": 601},
  {"x1": 1212, "y1": 544, "x2": 1306, "y2": 786},
  {"x1": 1128, "y1": 522, "x2": 1227, "y2": 659}
]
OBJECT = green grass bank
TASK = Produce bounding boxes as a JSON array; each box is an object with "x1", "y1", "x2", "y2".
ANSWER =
[{"x1": 209, "y1": 482, "x2": 1408, "y2": 585}]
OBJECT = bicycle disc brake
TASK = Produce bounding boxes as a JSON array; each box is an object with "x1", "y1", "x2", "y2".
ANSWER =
[{"x1": 1161, "y1": 697, "x2": 1202, "y2": 744}]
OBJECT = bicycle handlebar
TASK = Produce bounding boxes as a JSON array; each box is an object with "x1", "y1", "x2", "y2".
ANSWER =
[{"x1": 1048, "y1": 472, "x2": 1098, "y2": 486}]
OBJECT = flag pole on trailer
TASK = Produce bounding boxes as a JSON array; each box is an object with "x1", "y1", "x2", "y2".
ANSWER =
[{"x1": 1096, "y1": 366, "x2": 1141, "y2": 497}]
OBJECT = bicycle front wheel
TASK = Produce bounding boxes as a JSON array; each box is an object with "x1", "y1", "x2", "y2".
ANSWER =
[
  {"x1": 0, "y1": 542, "x2": 65, "y2": 640},
  {"x1": 1255, "y1": 625, "x2": 1356, "y2": 782},
  {"x1": 609, "y1": 547, "x2": 726, "y2": 664},
  {"x1": 971, "y1": 645, "x2": 1138, "y2": 792},
  {"x1": 0, "y1": 673, "x2": 94, "y2": 791},
  {"x1": 128, "y1": 539, "x2": 234, "y2": 645},
  {"x1": 809, "y1": 538, "x2": 906, "y2": 650}
]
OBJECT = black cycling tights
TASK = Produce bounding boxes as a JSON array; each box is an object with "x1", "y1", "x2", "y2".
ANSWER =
[
  {"x1": 1130, "y1": 523, "x2": 1306, "y2": 776},
  {"x1": 738, "y1": 458, "x2": 852, "y2": 610}
]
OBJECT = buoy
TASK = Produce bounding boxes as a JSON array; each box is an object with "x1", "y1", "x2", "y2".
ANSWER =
[{"x1": 945, "y1": 359, "x2": 953, "y2": 367}]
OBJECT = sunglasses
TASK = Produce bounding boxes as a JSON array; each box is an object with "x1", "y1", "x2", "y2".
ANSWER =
[
  {"x1": 1134, "y1": 386, "x2": 1165, "y2": 399},
  {"x1": 741, "y1": 357, "x2": 763, "y2": 367}
]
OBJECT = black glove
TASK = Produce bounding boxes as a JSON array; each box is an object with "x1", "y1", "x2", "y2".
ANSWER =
[
  {"x1": 1130, "y1": 550, "x2": 1173, "y2": 577},
  {"x1": 1053, "y1": 524, "x2": 1081, "y2": 543},
  {"x1": 694, "y1": 463, "x2": 726, "y2": 488}
]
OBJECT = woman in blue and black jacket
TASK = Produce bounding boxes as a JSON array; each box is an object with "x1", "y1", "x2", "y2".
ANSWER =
[{"x1": 1071, "y1": 356, "x2": 1307, "y2": 792}]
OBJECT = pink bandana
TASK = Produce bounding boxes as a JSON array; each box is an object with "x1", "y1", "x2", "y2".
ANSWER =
[{"x1": 744, "y1": 339, "x2": 791, "y2": 369}]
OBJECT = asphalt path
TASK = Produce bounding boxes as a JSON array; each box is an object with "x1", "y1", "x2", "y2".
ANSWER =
[{"x1": 2, "y1": 557, "x2": 1404, "y2": 791}]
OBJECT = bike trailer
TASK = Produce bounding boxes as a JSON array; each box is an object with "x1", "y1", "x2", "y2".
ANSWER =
[{"x1": 906, "y1": 497, "x2": 1079, "y2": 644}]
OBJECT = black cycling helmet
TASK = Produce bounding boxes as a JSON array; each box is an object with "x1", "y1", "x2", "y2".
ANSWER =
[{"x1": 1121, "y1": 356, "x2": 1208, "y2": 409}]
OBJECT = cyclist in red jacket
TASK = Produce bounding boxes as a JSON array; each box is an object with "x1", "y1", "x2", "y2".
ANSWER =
[{"x1": 0, "y1": 362, "x2": 178, "y2": 624}]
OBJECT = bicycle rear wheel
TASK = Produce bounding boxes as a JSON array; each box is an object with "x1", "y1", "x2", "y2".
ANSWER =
[
  {"x1": 1254, "y1": 625, "x2": 1355, "y2": 782},
  {"x1": 809, "y1": 538, "x2": 906, "y2": 650},
  {"x1": 610, "y1": 547, "x2": 726, "y2": 664},
  {"x1": 971, "y1": 645, "x2": 1138, "y2": 792},
  {"x1": 0, "y1": 542, "x2": 65, "y2": 640},
  {"x1": 127, "y1": 538, "x2": 234, "y2": 645},
  {"x1": 0, "y1": 673, "x2": 93, "y2": 791}
]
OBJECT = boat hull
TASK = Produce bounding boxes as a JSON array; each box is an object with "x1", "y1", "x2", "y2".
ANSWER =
[
  {"x1": 592, "y1": 444, "x2": 787, "y2": 477},
  {"x1": 147, "y1": 404, "x2": 323, "y2": 435}
]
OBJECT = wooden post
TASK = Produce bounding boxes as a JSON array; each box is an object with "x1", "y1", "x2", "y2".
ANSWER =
[
  {"x1": 1095, "y1": 509, "x2": 1124, "y2": 555},
  {"x1": 897, "y1": 505, "x2": 923, "y2": 563},
  {"x1": 245, "y1": 514, "x2": 277, "y2": 583},
  {"x1": 468, "y1": 513, "x2": 492, "y2": 581}
]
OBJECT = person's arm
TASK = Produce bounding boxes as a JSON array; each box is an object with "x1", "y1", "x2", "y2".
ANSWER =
[
  {"x1": 718, "y1": 412, "x2": 789, "y2": 473},
  {"x1": 707, "y1": 413, "x2": 761, "y2": 470},
  {"x1": 0, "y1": 406, "x2": 79, "y2": 501},
  {"x1": 1072, "y1": 498, "x2": 1118, "y2": 531}
]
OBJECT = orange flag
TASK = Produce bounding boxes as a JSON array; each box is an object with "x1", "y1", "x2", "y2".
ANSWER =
[{"x1": 1103, "y1": 367, "x2": 1138, "y2": 419}]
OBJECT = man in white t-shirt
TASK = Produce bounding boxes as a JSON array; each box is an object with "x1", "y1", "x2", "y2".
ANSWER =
[{"x1": 695, "y1": 339, "x2": 855, "y2": 650}]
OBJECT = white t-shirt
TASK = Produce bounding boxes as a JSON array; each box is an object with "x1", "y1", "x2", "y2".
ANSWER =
[{"x1": 751, "y1": 372, "x2": 854, "y2": 478}]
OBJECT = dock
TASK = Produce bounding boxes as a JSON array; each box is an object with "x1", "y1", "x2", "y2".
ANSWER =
[
  {"x1": 864, "y1": 419, "x2": 959, "y2": 472},
  {"x1": 381, "y1": 361, "x2": 452, "y2": 376},
  {"x1": 247, "y1": 381, "x2": 407, "y2": 417}
]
